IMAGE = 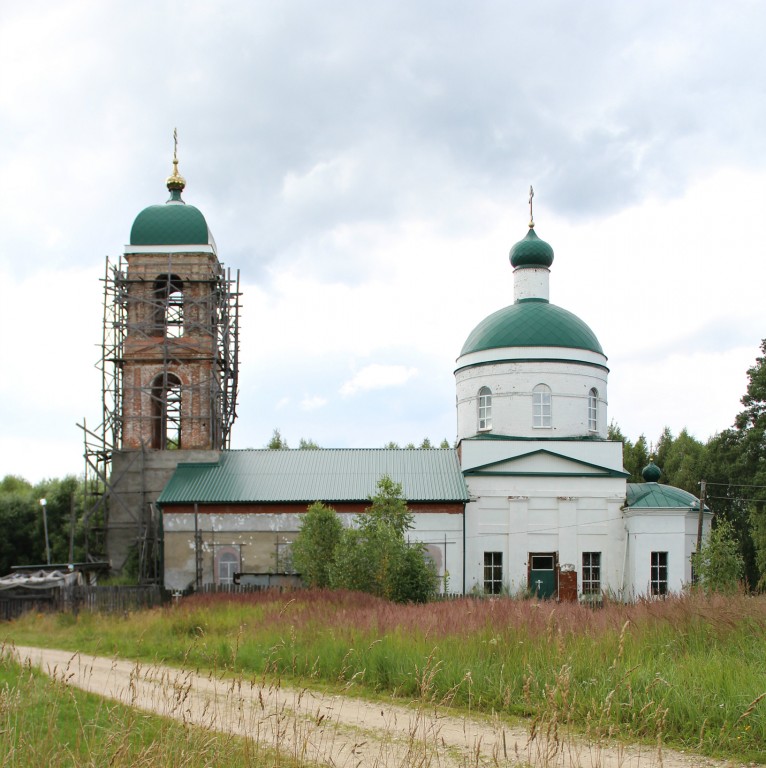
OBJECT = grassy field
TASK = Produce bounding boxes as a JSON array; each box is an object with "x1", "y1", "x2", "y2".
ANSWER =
[
  {"x1": 0, "y1": 647, "x2": 299, "y2": 767},
  {"x1": 4, "y1": 590, "x2": 765, "y2": 763}
]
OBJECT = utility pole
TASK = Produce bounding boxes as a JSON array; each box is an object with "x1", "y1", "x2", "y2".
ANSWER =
[
  {"x1": 39, "y1": 498, "x2": 51, "y2": 566},
  {"x1": 69, "y1": 493, "x2": 76, "y2": 564}
]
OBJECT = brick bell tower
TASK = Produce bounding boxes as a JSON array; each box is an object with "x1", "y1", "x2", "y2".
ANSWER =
[
  {"x1": 121, "y1": 144, "x2": 235, "y2": 451},
  {"x1": 95, "y1": 136, "x2": 240, "y2": 580}
]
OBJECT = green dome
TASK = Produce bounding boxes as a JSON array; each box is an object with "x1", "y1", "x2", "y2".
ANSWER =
[
  {"x1": 626, "y1": 482, "x2": 704, "y2": 510},
  {"x1": 642, "y1": 461, "x2": 662, "y2": 482},
  {"x1": 509, "y1": 228, "x2": 554, "y2": 268},
  {"x1": 130, "y1": 190, "x2": 212, "y2": 246},
  {"x1": 460, "y1": 299, "x2": 604, "y2": 356}
]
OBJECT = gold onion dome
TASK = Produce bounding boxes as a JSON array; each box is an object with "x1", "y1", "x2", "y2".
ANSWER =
[{"x1": 166, "y1": 157, "x2": 186, "y2": 195}]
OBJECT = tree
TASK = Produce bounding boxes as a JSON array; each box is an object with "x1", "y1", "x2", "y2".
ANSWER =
[
  {"x1": 267, "y1": 428, "x2": 288, "y2": 449},
  {"x1": 703, "y1": 340, "x2": 766, "y2": 589},
  {"x1": 439, "y1": 439, "x2": 451, "y2": 449},
  {"x1": 608, "y1": 422, "x2": 649, "y2": 481},
  {"x1": 659, "y1": 428, "x2": 705, "y2": 495},
  {"x1": 298, "y1": 438, "x2": 320, "y2": 450},
  {"x1": 329, "y1": 475, "x2": 438, "y2": 602},
  {"x1": 691, "y1": 518, "x2": 744, "y2": 594},
  {"x1": 419, "y1": 437, "x2": 433, "y2": 449},
  {"x1": 291, "y1": 502, "x2": 343, "y2": 588},
  {"x1": 383, "y1": 441, "x2": 400, "y2": 449},
  {"x1": 0, "y1": 474, "x2": 86, "y2": 574}
]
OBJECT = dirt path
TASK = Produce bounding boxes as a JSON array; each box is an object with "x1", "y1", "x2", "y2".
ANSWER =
[{"x1": 12, "y1": 646, "x2": 737, "y2": 768}]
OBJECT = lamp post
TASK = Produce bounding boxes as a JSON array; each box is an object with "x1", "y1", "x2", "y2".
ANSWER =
[{"x1": 39, "y1": 498, "x2": 51, "y2": 566}]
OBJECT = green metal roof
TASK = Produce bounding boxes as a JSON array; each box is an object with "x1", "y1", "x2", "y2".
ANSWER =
[
  {"x1": 130, "y1": 198, "x2": 211, "y2": 246},
  {"x1": 509, "y1": 228, "x2": 554, "y2": 268},
  {"x1": 460, "y1": 299, "x2": 604, "y2": 356},
  {"x1": 626, "y1": 483, "x2": 707, "y2": 510},
  {"x1": 158, "y1": 449, "x2": 469, "y2": 505}
]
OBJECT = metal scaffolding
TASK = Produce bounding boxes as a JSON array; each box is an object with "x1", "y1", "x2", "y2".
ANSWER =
[{"x1": 80, "y1": 254, "x2": 240, "y2": 582}]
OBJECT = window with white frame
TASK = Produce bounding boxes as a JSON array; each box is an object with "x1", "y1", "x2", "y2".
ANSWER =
[
  {"x1": 588, "y1": 388, "x2": 598, "y2": 432},
  {"x1": 650, "y1": 551, "x2": 668, "y2": 595},
  {"x1": 533, "y1": 384, "x2": 552, "y2": 428},
  {"x1": 478, "y1": 386, "x2": 492, "y2": 431},
  {"x1": 217, "y1": 550, "x2": 240, "y2": 585},
  {"x1": 582, "y1": 552, "x2": 601, "y2": 595},
  {"x1": 483, "y1": 551, "x2": 502, "y2": 594}
]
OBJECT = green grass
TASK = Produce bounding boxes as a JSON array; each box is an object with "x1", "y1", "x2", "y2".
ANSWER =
[
  {"x1": 5, "y1": 590, "x2": 766, "y2": 763},
  {"x1": 0, "y1": 648, "x2": 298, "y2": 767}
]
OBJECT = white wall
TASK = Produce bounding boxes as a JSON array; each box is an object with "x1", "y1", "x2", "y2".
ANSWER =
[
  {"x1": 455, "y1": 354, "x2": 609, "y2": 440},
  {"x1": 623, "y1": 509, "x2": 712, "y2": 599}
]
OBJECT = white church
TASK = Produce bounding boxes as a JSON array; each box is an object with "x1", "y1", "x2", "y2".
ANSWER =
[{"x1": 103, "y1": 159, "x2": 710, "y2": 601}]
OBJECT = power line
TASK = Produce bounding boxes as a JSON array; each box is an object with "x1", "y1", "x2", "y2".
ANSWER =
[
  {"x1": 705, "y1": 481, "x2": 766, "y2": 490},
  {"x1": 708, "y1": 495, "x2": 765, "y2": 504}
]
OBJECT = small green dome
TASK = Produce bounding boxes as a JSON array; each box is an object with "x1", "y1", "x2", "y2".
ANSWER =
[
  {"x1": 460, "y1": 299, "x2": 604, "y2": 356},
  {"x1": 510, "y1": 227, "x2": 554, "y2": 268},
  {"x1": 626, "y1": 482, "x2": 703, "y2": 510},
  {"x1": 642, "y1": 460, "x2": 662, "y2": 482},
  {"x1": 130, "y1": 193, "x2": 212, "y2": 246}
]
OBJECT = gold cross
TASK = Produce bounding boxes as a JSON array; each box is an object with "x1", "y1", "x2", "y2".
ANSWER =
[{"x1": 528, "y1": 185, "x2": 535, "y2": 228}]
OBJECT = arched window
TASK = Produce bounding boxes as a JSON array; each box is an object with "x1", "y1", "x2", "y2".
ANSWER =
[
  {"x1": 151, "y1": 372, "x2": 182, "y2": 449},
  {"x1": 588, "y1": 388, "x2": 598, "y2": 432},
  {"x1": 533, "y1": 384, "x2": 552, "y2": 428},
  {"x1": 217, "y1": 549, "x2": 240, "y2": 585},
  {"x1": 153, "y1": 274, "x2": 184, "y2": 337},
  {"x1": 478, "y1": 386, "x2": 492, "y2": 431}
]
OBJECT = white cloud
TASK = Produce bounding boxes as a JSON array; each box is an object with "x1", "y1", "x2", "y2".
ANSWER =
[
  {"x1": 340, "y1": 364, "x2": 419, "y2": 397},
  {"x1": 300, "y1": 395, "x2": 328, "y2": 411}
]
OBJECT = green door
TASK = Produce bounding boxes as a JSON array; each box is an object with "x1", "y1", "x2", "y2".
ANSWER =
[{"x1": 529, "y1": 553, "x2": 557, "y2": 598}]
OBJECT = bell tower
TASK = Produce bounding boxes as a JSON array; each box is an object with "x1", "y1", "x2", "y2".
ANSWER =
[
  {"x1": 121, "y1": 142, "x2": 237, "y2": 451},
  {"x1": 83, "y1": 136, "x2": 240, "y2": 581}
]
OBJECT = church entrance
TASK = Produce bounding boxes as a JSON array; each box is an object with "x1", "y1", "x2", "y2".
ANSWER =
[{"x1": 528, "y1": 553, "x2": 558, "y2": 598}]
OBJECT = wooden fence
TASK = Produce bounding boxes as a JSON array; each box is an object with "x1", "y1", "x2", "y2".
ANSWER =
[{"x1": 0, "y1": 585, "x2": 164, "y2": 622}]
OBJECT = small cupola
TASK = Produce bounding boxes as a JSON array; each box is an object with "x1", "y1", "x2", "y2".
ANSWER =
[{"x1": 642, "y1": 457, "x2": 662, "y2": 483}]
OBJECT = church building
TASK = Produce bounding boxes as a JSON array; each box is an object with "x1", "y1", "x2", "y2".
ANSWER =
[{"x1": 96, "y1": 151, "x2": 709, "y2": 600}]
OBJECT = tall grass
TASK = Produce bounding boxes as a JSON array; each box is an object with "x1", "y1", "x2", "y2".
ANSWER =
[{"x1": 5, "y1": 590, "x2": 765, "y2": 762}]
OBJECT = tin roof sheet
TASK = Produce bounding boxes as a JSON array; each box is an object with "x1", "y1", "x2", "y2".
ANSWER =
[
  {"x1": 158, "y1": 449, "x2": 469, "y2": 504},
  {"x1": 626, "y1": 482, "x2": 706, "y2": 510}
]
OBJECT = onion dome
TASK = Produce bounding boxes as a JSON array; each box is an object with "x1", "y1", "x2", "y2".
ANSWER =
[
  {"x1": 509, "y1": 227, "x2": 554, "y2": 268},
  {"x1": 642, "y1": 459, "x2": 662, "y2": 483},
  {"x1": 460, "y1": 191, "x2": 604, "y2": 359},
  {"x1": 129, "y1": 138, "x2": 214, "y2": 247}
]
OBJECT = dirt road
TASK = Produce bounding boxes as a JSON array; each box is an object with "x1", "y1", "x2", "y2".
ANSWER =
[{"x1": 12, "y1": 646, "x2": 734, "y2": 768}]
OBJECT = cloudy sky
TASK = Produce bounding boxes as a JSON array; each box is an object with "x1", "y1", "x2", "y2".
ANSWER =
[{"x1": 1, "y1": 0, "x2": 764, "y2": 483}]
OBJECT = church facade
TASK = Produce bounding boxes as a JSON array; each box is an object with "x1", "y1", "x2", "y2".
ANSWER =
[{"x1": 105, "y1": 156, "x2": 709, "y2": 600}]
